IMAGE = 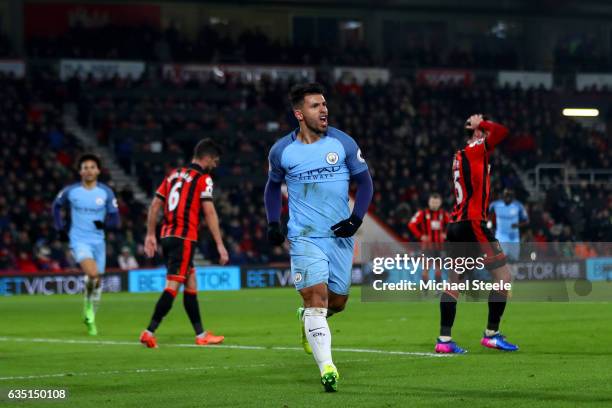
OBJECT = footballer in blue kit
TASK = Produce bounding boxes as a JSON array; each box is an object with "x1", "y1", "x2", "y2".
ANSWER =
[
  {"x1": 489, "y1": 189, "x2": 529, "y2": 260},
  {"x1": 264, "y1": 83, "x2": 373, "y2": 392},
  {"x1": 52, "y1": 154, "x2": 120, "y2": 335}
]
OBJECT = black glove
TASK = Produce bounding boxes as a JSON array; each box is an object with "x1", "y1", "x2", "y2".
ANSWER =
[
  {"x1": 93, "y1": 220, "x2": 106, "y2": 230},
  {"x1": 267, "y1": 222, "x2": 285, "y2": 245},
  {"x1": 58, "y1": 230, "x2": 69, "y2": 242},
  {"x1": 331, "y1": 214, "x2": 362, "y2": 238}
]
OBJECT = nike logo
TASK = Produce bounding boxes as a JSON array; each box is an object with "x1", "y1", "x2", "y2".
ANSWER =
[
  {"x1": 308, "y1": 327, "x2": 325, "y2": 332},
  {"x1": 288, "y1": 164, "x2": 298, "y2": 171}
]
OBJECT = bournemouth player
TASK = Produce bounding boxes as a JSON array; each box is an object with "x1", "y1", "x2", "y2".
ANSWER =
[
  {"x1": 52, "y1": 154, "x2": 120, "y2": 336},
  {"x1": 489, "y1": 188, "x2": 528, "y2": 260},
  {"x1": 436, "y1": 114, "x2": 519, "y2": 353},
  {"x1": 408, "y1": 192, "x2": 450, "y2": 283},
  {"x1": 264, "y1": 83, "x2": 373, "y2": 392},
  {"x1": 139, "y1": 139, "x2": 229, "y2": 348}
]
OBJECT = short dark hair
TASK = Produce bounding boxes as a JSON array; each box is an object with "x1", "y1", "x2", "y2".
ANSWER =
[
  {"x1": 289, "y1": 83, "x2": 326, "y2": 108},
  {"x1": 78, "y1": 154, "x2": 101, "y2": 170},
  {"x1": 430, "y1": 192, "x2": 441, "y2": 199},
  {"x1": 193, "y1": 138, "x2": 222, "y2": 159}
]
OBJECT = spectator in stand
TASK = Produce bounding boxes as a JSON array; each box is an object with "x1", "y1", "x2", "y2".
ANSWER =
[{"x1": 118, "y1": 246, "x2": 139, "y2": 270}]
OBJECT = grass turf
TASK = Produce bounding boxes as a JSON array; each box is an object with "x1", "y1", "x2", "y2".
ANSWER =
[{"x1": 1, "y1": 287, "x2": 611, "y2": 407}]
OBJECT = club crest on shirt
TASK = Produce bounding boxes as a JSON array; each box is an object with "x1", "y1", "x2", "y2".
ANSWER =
[
  {"x1": 95, "y1": 197, "x2": 104, "y2": 206},
  {"x1": 294, "y1": 272, "x2": 303, "y2": 283},
  {"x1": 326, "y1": 152, "x2": 339, "y2": 165}
]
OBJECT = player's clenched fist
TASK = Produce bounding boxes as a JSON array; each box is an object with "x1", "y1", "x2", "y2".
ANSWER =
[
  {"x1": 267, "y1": 222, "x2": 285, "y2": 245},
  {"x1": 144, "y1": 234, "x2": 157, "y2": 258},
  {"x1": 330, "y1": 214, "x2": 362, "y2": 238}
]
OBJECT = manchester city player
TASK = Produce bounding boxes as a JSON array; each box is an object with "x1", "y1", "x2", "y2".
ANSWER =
[
  {"x1": 53, "y1": 154, "x2": 120, "y2": 335},
  {"x1": 264, "y1": 83, "x2": 373, "y2": 392},
  {"x1": 489, "y1": 189, "x2": 528, "y2": 260}
]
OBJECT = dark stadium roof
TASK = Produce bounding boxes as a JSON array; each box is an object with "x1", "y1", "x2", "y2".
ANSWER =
[{"x1": 158, "y1": 0, "x2": 612, "y2": 20}]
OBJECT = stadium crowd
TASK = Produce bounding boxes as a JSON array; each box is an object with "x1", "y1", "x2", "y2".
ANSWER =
[
  {"x1": 0, "y1": 71, "x2": 610, "y2": 271},
  {"x1": 0, "y1": 75, "x2": 162, "y2": 272}
]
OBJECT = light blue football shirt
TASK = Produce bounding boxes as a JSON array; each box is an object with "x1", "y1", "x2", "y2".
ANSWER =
[
  {"x1": 489, "y1": 199, "x2": 528, "y2": 243},
  {"x1": 54, "y1": 182, "x2": 119, "y2": 244},
  {"x1": 268, "y1": 127, "x2": 368, "y2": 238}
]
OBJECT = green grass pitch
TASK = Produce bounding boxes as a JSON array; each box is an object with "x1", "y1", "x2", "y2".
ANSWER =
[{"x1": 2, "y1": 287, "x2": 612, "y2": 407}]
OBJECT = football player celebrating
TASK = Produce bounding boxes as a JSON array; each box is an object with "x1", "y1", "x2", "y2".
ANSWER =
[{"x1": 264, "y1": 83, "x2": 373, "y2": 392}]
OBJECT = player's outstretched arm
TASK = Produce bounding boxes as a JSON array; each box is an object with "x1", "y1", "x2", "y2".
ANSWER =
[
  {"x1": 331, "y1": 169, "x2": 373, "y2": 238},
  {"x1": 144, "y1": 197, "x2": 163, "y2": 258},
  {"x1": 264, "y1": 178, "x2": 285, "y2": 245},
  {"x1": 202, "y1": 201, "x2": 229, "y2": 265}
]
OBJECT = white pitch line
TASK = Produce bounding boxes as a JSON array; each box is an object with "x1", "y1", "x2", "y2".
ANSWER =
[
  {"x1": 0, "y1": 363, "x2": 272, "y2": 381},
  {"x1": 0, "y1": 336, "x2": 452, "y2": 358},
  {"x1": 0, "y1": 358, "x2": 378, "y2": 382}
]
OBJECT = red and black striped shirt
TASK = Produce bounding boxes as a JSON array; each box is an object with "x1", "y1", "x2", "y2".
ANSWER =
[
  {"x1": 408, "y1": 209, "x2": 450, "y2": 243},
  {"x1": 451, "y1": 121, "x2": 508, "y2": 223},
  {"x1": 155, "y1": 163, "x2": 214, "y2": 241}
]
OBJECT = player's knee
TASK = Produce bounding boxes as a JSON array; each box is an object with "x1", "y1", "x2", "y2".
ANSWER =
[
  {"x1": 300, "y1": 285, "x2": 328, "y2": 308},
  {"x1": 165, "y1": 279, "x2": 182, "y2": 292}
]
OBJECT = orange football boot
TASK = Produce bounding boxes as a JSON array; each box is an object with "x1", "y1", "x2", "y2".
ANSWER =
[
  {"x1": 195, "y1": 331, "x2": 225, "y2": 345},
  {"x1": 139, "y1": 330, "x2": 158, "y2": 348}
]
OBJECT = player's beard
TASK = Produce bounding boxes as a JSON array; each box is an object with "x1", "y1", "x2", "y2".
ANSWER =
[{"x1": 304, "y1": 116, "x2": 327, "y2": 135}]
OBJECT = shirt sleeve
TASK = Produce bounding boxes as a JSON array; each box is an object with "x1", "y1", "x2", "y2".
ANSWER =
[
  {"x1": 442, "y1": 210, "x2": 450, "y2": 226},
  {"x1": 53, "y1": 186, "x2": 70, "y2": 207},
  {"x1": 489, "y1": 202, "x2": 496, "y2": 214},
  {"x1": 105, "y1": 187, "x2": 119, "y2": 214},
  {"x1": 338, "y1": 132, "x2": 368, "y2": 175},
  {"x1": 52, "y1": 186, "x2": 72, "y2": 231},
  {"x1": 200, "y1": 175, "x2": 214, "y2": 201},
  {"x1": 155, "y1": 177, "x2": 169, "y2": 201},
  {"x1": 519, "y1": 203, "x2": 528, "y2": 222},
  {"x1": 480, "y1": 120, "x2": 509, "y2": 151},
  {"x1": 268, "y1": 145, "x2": 285, "y2": 183},
  {"x1": 408, "y1": 210, "x2": 424, "y2": 239}
]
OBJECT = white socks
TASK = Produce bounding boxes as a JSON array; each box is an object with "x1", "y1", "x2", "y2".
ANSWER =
[
  {"x1": 303, "y1": 307, "x2": 334, "y2": 374},
  {"x1": 84, "y1": 276, "x2": 102, "y2": 311},
  {"x1": 485, "y1": 329, "x2": 499, "y2": 337},
  {"x1": 84, "y1": 276, "x2": 95, "y2": 301}
]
